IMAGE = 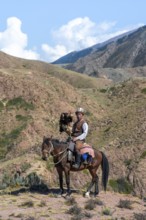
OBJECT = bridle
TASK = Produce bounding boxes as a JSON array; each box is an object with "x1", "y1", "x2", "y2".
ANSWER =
[
  {"x1": 42, "y1": 139, "x2": 68, "y2": 164},
  {"x1": 42, "y1": 140, "x2": 54, "y2": 157}
]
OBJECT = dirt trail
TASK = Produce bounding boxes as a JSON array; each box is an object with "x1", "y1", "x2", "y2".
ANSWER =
[{"x1": 0, "y1": 190, "x2": 145, "y2": 220}]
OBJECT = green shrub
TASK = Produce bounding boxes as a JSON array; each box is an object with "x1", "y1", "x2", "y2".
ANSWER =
[
  {"x1": 65, "y1": 197, "x2": 77, "y2": 206},
  {"x1": 0, "y1": 101, "x2": 4, "y2": 111},
  {"x1": 6, "y1": 96, "x2": 34, "y2": 110},
  {"x1": 0, "y1": 124, "x2": 27, "y2": 159},
  {"x1": 66, "y1": 204, "x2": 82, "y2": 215},
  {"x1": 117, "y1": 199, "x2": 133, "y2": 209},
  {"x1": 140, "y1": 151, "x2": 146, "y2": 159},
  {"x1": 124, "y1": 159, "x2": 132, "y2": 166},
  {"x1": 141, "y1": 88, "x2": 146, "y2": 94},
  {"x1": 109, "y1": 178, "x2": 133, "y2": 194},
  {"x1": 85, "y1": 199, "x2": 96, "y2": 210},
  {"x1": 7, "y1": 124, "x2": 27, "y2": 140},
  {"x1": 20, "y1": 200, "x2": 34, "y2": 207},
  {"x1": 134, "y1": 212, "x2": 146, "y2": 220},
  {"x1": 21, "y1": 162, "x2": 31, "y2": 172},
  {"x1": 16, "y1": 114, "x2": 32, "y2": 121},
  {"x1": 102, "y1": 207, "x2": 111, "y2": 215},
  {"x1": 99, "y1": 88, "x2": 107, "y2": 93}
]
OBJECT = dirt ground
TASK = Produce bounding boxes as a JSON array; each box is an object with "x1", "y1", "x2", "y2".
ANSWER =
[{"x1": 0, "y1": 190, "x2": 146, "y2": 220}]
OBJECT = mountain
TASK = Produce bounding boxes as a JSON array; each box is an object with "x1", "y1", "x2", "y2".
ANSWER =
[
  {"x1": 52, "y1": 26, "x2": 146, "y2": 82},
  {"x1": 52, "y1": 29, "x2": 136, "y2": 65},
  {"x1": 0, "y1": 52, "x2": 146, "y2": 199}
]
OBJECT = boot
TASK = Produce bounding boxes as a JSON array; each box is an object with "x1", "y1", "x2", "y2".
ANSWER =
[
  {"x1": 67, "y1": 150, "x2": 73, "y2": 162},
  {"x1": 72, "y1": 152, "x2": 81, "y2": 169}
]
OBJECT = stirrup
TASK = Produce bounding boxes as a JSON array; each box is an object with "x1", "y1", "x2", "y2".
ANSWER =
[
  {"x1": 72, "y1": 163, "x2": 80, "y2": 169},
  {"x1": 83, "y1": 160, "x2": 88, "y2": 165}
]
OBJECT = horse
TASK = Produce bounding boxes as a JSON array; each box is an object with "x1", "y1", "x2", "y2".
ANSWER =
[{"x1": 41, "y1": 136, "x2": 109, "y2": 197}]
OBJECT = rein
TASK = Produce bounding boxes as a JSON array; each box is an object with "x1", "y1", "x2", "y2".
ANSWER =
[{"x1": 45, "y1": 140, "x2": 68, "y2": 165}]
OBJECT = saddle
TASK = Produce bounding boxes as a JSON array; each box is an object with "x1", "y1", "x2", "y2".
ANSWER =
[
  {"x1": 67, "y1": 142, "x2": 94, "y2": 165},
  {"x1": 80, "y1": 143, "x2": 95, "y2": 158},
  {"x1": 80, "y1": 143, "x2": 94, "y2": 165}
]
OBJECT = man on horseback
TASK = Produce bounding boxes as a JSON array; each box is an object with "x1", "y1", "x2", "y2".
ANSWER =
[{"x1": 71, "y1": 107, "x2": 89, "y2": 169}]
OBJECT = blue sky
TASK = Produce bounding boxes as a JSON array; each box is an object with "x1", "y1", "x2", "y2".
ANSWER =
[{"x1": 0, "y1": 0, "x2": 145, "y2": 63}]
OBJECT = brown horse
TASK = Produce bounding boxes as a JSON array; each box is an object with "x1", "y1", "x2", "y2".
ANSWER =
[{"x1": 41, "y1": 136, "x2": 109, "y2": 197}]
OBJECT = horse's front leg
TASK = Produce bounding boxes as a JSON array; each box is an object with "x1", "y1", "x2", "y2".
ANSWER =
[
  {"x1": 64, "y1": 169, "x2": 71, "y2": 196},
  {"x1": 94, "y1": 175, "x2": 99, "y2": 196},
  {"x1": 57, "y1": 167, "x2": 64, "y2": 195}
]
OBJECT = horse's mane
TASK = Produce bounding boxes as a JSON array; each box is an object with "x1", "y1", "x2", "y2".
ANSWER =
[{"x1": 44, "y1": 138, "x2": 68, "y2": 148}]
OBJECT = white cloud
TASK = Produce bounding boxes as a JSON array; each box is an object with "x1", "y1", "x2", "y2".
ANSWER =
[
  {"x1": 42, "y1": 44, "x2": 67, "y2": 62},
  {"x1": 0, "y1": 17, "x2": 144, "y2": 63},
  {"x1": 0, "y1": 17, "x2": 39, "y2": 60},
  {"x1": 41, "y1": 17, "x2": 143, "y2": 62}
]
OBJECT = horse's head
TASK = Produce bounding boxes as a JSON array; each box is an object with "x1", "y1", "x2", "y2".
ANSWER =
[
  {"x1": 41, "y1": 136, "x2": 54, "y2": 161},
  {"x1": 59, "y1": 112, "x2": 73, "y2": 135}
]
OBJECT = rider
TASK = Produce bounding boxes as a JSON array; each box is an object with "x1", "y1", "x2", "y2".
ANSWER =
[{"x1": 71, "y1": 107, "x2": 89, "y2": 169}]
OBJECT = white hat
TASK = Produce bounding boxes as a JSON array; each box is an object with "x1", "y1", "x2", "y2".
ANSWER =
[{"x1": 75, "y1": 107, "x2": 85, "y2": 114}]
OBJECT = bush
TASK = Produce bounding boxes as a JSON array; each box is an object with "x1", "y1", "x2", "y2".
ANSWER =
[
  {"x1": 66, "y1": 204, "x2": 82, "y2": 215},
  {"x1": 102, "y1": 207, "x2": 111, "y2": 215},
  {"x1": 134, "y1": 212, "x2": 146, "y2": 220},
  {"x1": 85, "y1": 199, "x2": 96, "y2": 210},
  {"x1": 140, "y1": 151, "x2": 146, "y2": 159},
  {"x1": 6, "y1": 96, "x2": 34, "y2": 110},
  {"x1": 109, "y1": 178, "x2": 133, "y2": 194},
  {"x1": 0, "y1": 124, "x2": 27, "y2": 159},
  {"x1": 65, "y1": 197, "x2": 77, "y2": 206},
  {"x1": 141, "y1": 88, "x2": 146, "y2": 94},
  {"x1": 117, "y1": 199, "x2": 133, "y2": 209},
  {"x1": 20, "y1": 200, "x2": 34, "y2": 207},
  {"x1": 0, "y1": 101, "x2": 4, "y2": 111}
]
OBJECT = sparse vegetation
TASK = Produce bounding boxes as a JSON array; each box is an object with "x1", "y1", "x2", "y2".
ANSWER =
[
  {"x1": 21, "y1": 162, "x2": 31, "y2": 172},
  {"x1": 134, "y1": 212, "x2": 146, "y2": 220},
  {"x1": 0, "y1": 101, "x2": 4, "y2": 111},
  {"x1": 66, "y1": 204, "x2": 82, "y2": 215},
  {"x1": 84, "y1": 199, "x2": 96, "y2": 210},
  {"x1": 65, "y1": 197, "x2": 77, "y2": 206},
  {"x1": 140, "y1": 151, "x2": 146, "y2": 159},
  {"x1": 102, "y1": 207, "x2": 112, "y2": 216},
  {"x1": 16, "y1": 114, "x2": 32, "y2": 122},
  {"x1": 38, "y1": 200, "x2": 46, "y2": 207},
  {"x1": 124, "y1": 159, "x2": 132, "y2": 166},
  {"x1": 0, "y1": 124, "x2": 27, "y2": 159},
  {"x1": 117, "y1": 199, "x2": 133, "y2": 209},
  {"x1": 20, "y1": 200, "x2": 34, "y2": 207},
  {"x1": 141, "y1": 88, "x2": 146, "y2": 94},
  {"x1": 6, "y1": 96, "x2": 34, "y2": 110},
  {"x1": 109, "y1": 178, "x2": 133, "y2": 194}
]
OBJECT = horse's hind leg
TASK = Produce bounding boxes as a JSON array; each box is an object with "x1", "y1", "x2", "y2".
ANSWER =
[
  {"x1": 85, "y1": 168, "x2": 99, "y2": 197},
  {"x1": 85, "y1": 179, "x2": 95, "y2": 197}
]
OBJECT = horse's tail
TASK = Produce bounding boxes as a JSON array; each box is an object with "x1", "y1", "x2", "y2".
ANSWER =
[{"x1": 101, "y1": 151, "x2": 109, "y2": 191}]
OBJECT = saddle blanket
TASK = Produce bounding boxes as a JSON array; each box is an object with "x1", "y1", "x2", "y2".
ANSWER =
[{"x1": 80, "y1": 143, "x2": 95, "y2": 158}]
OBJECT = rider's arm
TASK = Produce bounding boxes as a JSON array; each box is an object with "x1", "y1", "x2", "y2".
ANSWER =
[{"x1": 74, "y1": 122, "x2": 88, "y2": 141}]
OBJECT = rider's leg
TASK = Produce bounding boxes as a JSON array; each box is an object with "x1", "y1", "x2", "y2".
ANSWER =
[{"x1": 72, "y1": 140, "x2": 82, "y2": 169}]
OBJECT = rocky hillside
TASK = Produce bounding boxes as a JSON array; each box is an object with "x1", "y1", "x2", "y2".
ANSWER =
[{"x1": 0, "y1": 52, "x2": 146, "y2": 201}]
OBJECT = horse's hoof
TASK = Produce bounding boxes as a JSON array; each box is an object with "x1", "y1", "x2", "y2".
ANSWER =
[
  {"x1": 94, "y1": 194, "x2": 99, "y2": 197},
  {"x1": 85, "y1": 192, "x2": 90, "y2": 198}
]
